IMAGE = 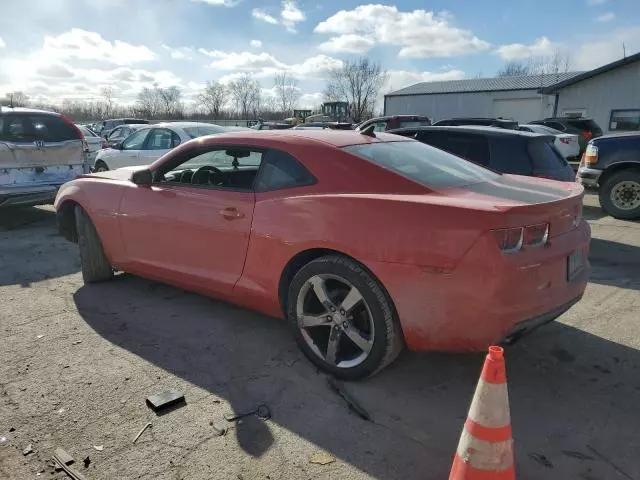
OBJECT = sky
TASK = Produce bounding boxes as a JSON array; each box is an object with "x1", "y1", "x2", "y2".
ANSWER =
[{"x1": 0, "y1": 0, "x2": 639, "y2": 109}]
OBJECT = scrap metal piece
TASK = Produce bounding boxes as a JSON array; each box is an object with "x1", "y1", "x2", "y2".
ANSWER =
[
  {"x1": 327, "y1": 377, "x2": 371, "y2": 422},
  {"x1": 133, "y1": 422, "x2": 152, "y2": 444},
  {"x1": 146, "y1": 389, "x2": 185, "y2": 413},
  {"x1": 52, "y1": 449, "x2": 89, "y2": 480},
  {"x1": 224, "y1": 404, "x2": 271, "y2": 422}
]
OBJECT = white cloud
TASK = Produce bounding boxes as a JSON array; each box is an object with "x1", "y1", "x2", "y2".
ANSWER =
[
  {"x1": 250, "y1": 40, "x2": 263, "y2": 48},
  {"x1": 162, "y1": 44, "x2": 195, "y2": 60},
  {"x1": 596, "y1": 12, "x2": 615, "y2": 22},
  {"x1": 252, "y1": 8, "x2": 279, "y2": 25},
  {"x1": 573, "y1": 26, "x2": 640, "y2": 69},
  {"x1": 0, "y1": 37, "x2": 5, "y2": 49},
  {"x1": 587, "y1": 0, "x2": 607, "y2": 5},
  {"x1": 299, "y1": 92, "x2": 324, "y2": 108},
  {"x1": 495, "y1": 36, "x2": 557, "y2": 60},
  {"x1": 190, "y1": 0, "x2": 238, "y2": 6},
  {"x1": 37, "y1": 29, "x2": 157, "y2": 66},
  {"x1": 253, "y1": 1, "x2": 305, "y2": 33},
  {"x1": 314, "y1": 5, "x2": 490, "y2": 58},
  {"x1": 317, "y1": 34, "x2": 375, "y2": 53},
  {"x1": 386, "y1": 69, "x2": 466, "y2": 92}
]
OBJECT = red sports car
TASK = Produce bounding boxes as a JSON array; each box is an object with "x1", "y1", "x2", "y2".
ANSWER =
[{"x1": 55, "y1": 130, "x2": 590, "y2": 379}]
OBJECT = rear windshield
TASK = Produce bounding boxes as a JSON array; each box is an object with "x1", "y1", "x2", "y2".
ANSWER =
[
  {"x1": 183, "y1": 125, "x2": 226, "y2": 138},
  {"x1": 0, "y1": 114, "x2": 81, "y2": 142},
  {"x1": 527, "y1": 139, "x2": 568, "y2": 169},
  {"x1": 527, "y1": 124, "x2": 563, "y2": 135},
  {"x1": 566, "y1": 119, "x2": 601, "y2": 133},
  {"x1": 343, "y1": 140, "x2": 499, "y2": 189}
]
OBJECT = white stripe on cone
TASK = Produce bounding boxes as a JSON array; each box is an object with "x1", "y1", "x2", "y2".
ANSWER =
[
  {"x1": 467, "y1": 380, "x2": 510, "y2": 428},
  {"x1": 456, "y1": 430, "x2": 514, "y2": 471}
]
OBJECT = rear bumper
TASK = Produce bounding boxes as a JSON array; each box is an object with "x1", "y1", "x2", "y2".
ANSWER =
[
  {"x1": 365, "y1": 220, "x2": 590, "y2": 352},
  {"x1": 0, "y1": 186, "x2": 58, "y2": 208},
  {"x1": 577, "y1": 166, "x2": 602, "y2": 188}
]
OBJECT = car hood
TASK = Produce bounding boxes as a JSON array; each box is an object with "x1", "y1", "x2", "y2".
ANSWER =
[{"x1": 87, "y1": 165, "x2": 147, "y2": 181}]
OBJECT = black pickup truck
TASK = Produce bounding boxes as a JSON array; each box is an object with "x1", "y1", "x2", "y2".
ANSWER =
[{"x1": 577, "y1": 132, "x2": 640, "y2": 219}]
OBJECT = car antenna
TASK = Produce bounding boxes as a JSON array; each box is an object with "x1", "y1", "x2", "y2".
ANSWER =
[{"x1": 360, "y1": 124, "x2": 376, "y2": 138}]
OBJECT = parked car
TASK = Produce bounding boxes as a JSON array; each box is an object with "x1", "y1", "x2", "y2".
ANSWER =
[
  {"x1": 355, "y1": 115, "x2": 431, "y2": 132},
  {"x1": 529, "y1": 117, "x2": 603, "y2": 158},
  {"x1": 389, "y1": 126, "x2": 575, "y2": 181},
  {"x1": 432, "y1": 117, "x2": 518, "y2": 129},
  {"x1": 0, "y1": 107, "x2": 87, "y2": 208},
  {"x1": 250, "y1": 122, "x2": 293, "y2": 130},
  {"x1": 76, "y1": 124, "x2": 104, "y2": 160},
  {"x1": 577, "y1": 132, "x2": 640, "y2": 219},
  {"x1": 517, "y1": 124, "x2": 580, "y2": 166},
  {"x1": 93, "y1": 122, "x2": 240, "y2": 171},
  {"x1": 97, "y1": 118, "x2": 149, "y2": 137},
  {"x1": 55, "y1": 130, "x2": 590, "y2": 379},
  {"x1": 102, "y1": 123, "x2": 149, "y2": 149}
]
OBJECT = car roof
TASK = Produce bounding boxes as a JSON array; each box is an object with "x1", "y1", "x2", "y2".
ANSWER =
[
  {"x1": 153, "y1": 121, "x2": 228, "y2": 129},
  {"x1": 194, "y1": 129, "x2": 414, "y2": 148},
  {"x1": 543, "y1": 117, "x2": 595, "y2": 121},
  {"x1": 593, "y1": 131, "x2": 640, "y2": 140},
  {"x1": 389, "y1": 125, "x2": 550, "y2": 138},
  {"x1": 366, "y1": 115, "x2": 430, "y2": 121},
  {"x1": 0, "y1": 106, "x2": 60, "y2": 116}
]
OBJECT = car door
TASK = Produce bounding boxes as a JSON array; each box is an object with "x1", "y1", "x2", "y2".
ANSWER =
[
  {"x1": 108, "y1": 129, "x2": 149, "y2": 169},
  {"x1": 116, "y1": 145, "x2": 260, "y2": 295},
  {"x1": 138, "y1": 128, "x2": 182, "y2": 165}
]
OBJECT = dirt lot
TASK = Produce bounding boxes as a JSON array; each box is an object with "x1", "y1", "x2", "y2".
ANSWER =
[{"x1": 1, "y1": 193, "x2": 639, "y2": 480}]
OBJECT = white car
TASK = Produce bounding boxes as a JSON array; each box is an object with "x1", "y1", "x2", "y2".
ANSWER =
[
  {"x1": 92, "y1": 122, "x2": 244, "y2": 171},
  {"x1": 518, "y1": 124, "x2": 580, "y2": 161},
  {"x1": 76, "y1": 124, "x2": 103, "y2": 161}
]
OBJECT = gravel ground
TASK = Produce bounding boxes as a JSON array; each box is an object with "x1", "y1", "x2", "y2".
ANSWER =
[{"x1": 1, "y1": 193, "x2": 639, "y2": 480}]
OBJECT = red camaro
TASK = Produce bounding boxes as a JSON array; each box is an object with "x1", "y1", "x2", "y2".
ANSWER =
[{"x1": 55, "y1": 130, "x2": 590, "y2": 379}]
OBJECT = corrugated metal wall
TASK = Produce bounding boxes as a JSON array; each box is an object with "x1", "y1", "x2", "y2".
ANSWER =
[
  {"x1": 555, "y1": 61, "x2": 640, "y2": 133},
  {"x1": 385, "y1": 89, "x2": 555, "y2": 123}
]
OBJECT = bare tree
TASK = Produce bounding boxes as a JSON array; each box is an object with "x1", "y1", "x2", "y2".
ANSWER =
[
  {"x1": 2, "y1": 91, "x2": 29, "y2": 107},
  {"x1": 324, "y1": 58, "x2": 387, "y2": 123},
  {"x1": 498, "y1": 51, "x2": 572, "y2": 78},
  {"x1": 197, "y1": 81, "x2": 228, "y2": 118},
  {"x1": 228, "y1": 74, "x2": 261, "y2": 119},
  {"x1": 273, "y1": 72, "x2": 300, "y2": 115},
  {"x1": 101, "y1": 87, "x2": 114, "y2": 117},
  {"x1": 497, "y1": 61, "x2": 530, "y2": 77},
  {"x1": 157, "y1": 86, "x2": 183, "y2": 118},
  {"x1": 136, "y1": 86, "x2": 162, "y2": 118}
]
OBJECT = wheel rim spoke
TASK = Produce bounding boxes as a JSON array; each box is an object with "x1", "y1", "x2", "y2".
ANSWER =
[
  {"x1": 309, "y1": 276, "x2": 335, "y2": 310},
  {"x1": 339, "y1": 286, "x2": 363, "y2": 313},
  {"x1": 326, "y1": 329, "x2": 341, "y2": 365},
  {"x1": 343, "y1": 325, "x2": 373, "y2": 354},
  {"x1": 298, "y1": 314, "x2": 331, "y2": 328}
]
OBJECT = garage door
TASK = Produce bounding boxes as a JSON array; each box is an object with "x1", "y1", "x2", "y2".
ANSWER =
[{"x1": 493, "y1": 98, "x2": 545, "y2": 123}]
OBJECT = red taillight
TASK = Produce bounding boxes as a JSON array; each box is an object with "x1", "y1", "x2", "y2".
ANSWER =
[
  {"x1": 559, "y1": 137, "x2": 570, "y2": 144},
  {"x1": 492, "y1": 227, "x2": 523, "y2": 253},
  {"x1": 582, "y1": 131, "x2": 592, "y2": 141},
  {"x1": 523, "y1": 223, "x2": 549, "y2": 247},
  {"x1": 60, "y1": 114, "x2": 85, "y2": 140}
]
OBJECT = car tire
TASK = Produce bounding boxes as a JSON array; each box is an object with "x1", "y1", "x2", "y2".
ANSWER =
[
  {"x1": 75, "y1": 206, "x2": 113, "y2": 283},
  {"x1": 286, "y1": 254, "x2": 404, "y2": 380},
  {"x1": 599, "y1": 169, "x2": 640, "y2": 220},
  {"x1": 94, "y1": 160, "x2": 109, "y2": 172}
]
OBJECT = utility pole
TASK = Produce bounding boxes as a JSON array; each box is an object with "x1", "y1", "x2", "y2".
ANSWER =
[{"x1": 623, "y1": 42, "x2": 627, "y2": 59}]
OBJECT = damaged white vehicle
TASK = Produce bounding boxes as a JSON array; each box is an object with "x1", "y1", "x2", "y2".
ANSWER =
[{"x1": 0, "y1": 107, "x2": 87, "y2": 208}]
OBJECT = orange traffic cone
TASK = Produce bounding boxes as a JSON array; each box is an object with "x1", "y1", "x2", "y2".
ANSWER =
[{"x1": 449, "y1": 346, "x2": 515, "y2": 480}]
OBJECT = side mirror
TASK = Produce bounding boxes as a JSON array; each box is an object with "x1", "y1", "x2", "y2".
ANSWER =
[
  {"x1": 131, "y1": 169, "x2": 153, "y2": 186},
  {"x1": 114, "y1": 142, "x2": 123, "y2": 150}
]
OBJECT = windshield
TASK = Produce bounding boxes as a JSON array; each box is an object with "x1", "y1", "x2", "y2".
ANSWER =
[
  {"x1": 78, "y1": 126, "x2": 97, "y2": 137},
  {"x1": 182, "y1": 125, "x2": 225, "y2": 138},
  {"x1": 344, "y1": 140, "x2": 499, "y2": 189}
]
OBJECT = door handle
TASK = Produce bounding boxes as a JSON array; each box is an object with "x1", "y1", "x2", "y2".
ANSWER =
[{"x1": 219, "y1": 207, "x2": 245, "y2": 220}]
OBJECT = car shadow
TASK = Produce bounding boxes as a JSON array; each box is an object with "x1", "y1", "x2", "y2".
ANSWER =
[
  {"x1": 582, "y1": 203, "x2": 607, "y2": 221},
  {"x1": 0, "y1": 206, "x2": 81, "y2": 286},
  {"x1": 74, "y1": 275, "x2": 640, "y2": 480},
  {"x1": 589, "y1": 238, "x2": 640, "y2": 291}
]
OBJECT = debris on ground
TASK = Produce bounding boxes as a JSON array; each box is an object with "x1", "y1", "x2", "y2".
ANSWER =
[
  {"x1": 529, "y1": 453, "x2": 553, "y2": 468},
  {"x1": 146, "y1": 389, "x2": 185, "y2": 413},
  {"x1": 209, "y1": 422, "x2": 228, "y2": 437},
  {"x1": 52, "y1": 448, "x2": 89, "y2": 480},
  {"x1": 83, "y1": 457, "x2": 91, "y2": 468},
  {"x1": 92, "y1": 445, "x2": 103, "y2": 451},
  {"x1": 22, "y1": 443, "x2": 33, "y2": 455},
  {"x1": 327, "y1": 377, "x2": 372, "y2": 422},
  {"x1": 133, "y1": 422, "x2": 152, "y2": 443},
  {"x1": 563, "y1": 450, "x2": 595, "y2": 461},
  {"x1": 9, "y1": 427, "x2": 15, "y2": 432},
  {"x1": 224, "y1": 404, "x2": 271, "y2": 423},
  {"x1": 309, "y1": 452, "x2": 336, "y2": 465}
]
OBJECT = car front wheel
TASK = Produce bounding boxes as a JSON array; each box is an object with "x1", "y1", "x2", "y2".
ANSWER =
[
  {"x1": 75, "y1": 206, "x2": 113, "y2": 283},
  {"x1": 287, "y1": 254, "x2": 403, "y2": 380},
  {"x1": 599, "y1": 169, "x2": 640, "y2": 220},
  {"x1": 93, "y1": 160, "x2": 109, "y2": 172}
]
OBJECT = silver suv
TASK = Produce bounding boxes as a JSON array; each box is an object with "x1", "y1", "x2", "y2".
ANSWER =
[{"x1": 0, "y1": 107, "x2": 87, "y2": 208}]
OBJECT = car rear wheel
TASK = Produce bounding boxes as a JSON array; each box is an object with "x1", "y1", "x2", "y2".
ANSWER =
[
  {"x1": 94, "y1": 161, "x2": 109, "y2": 172},
  {"x1": 75, "y1": 206, "x2": 113, "y2": 283},
  {"x1": 286, "y1": 254, "x2": 403, "y2": 380},
  {"x1": 599, "y1": 169, "x2": 640, "y2": 220}
]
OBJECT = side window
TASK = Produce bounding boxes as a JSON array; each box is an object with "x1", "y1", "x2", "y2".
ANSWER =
[
  {"x1": 108, "y1": 127, "x2": 122, "y2": 140},
  {"x1": 0, "y1": 115, "x2": 27, "y2": 141},
  {"x1": 489, "y1": 137, "x2": 532, "y2": 175},
  {"x1": 145, "y1": 128, "x2": 174, "y2": 150},
  {"x1": 254, "y1": 149, "x2": 316, "y2": 192},
  {"x1": 171, "y1": 130, "x2": 181, "y2": 148},
  {"x1": 373, "y1": 122, "x2": 387, "y2": 132},
  {"x1": 122, "y1": 129, "x2": 149, "y2": 150}
]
